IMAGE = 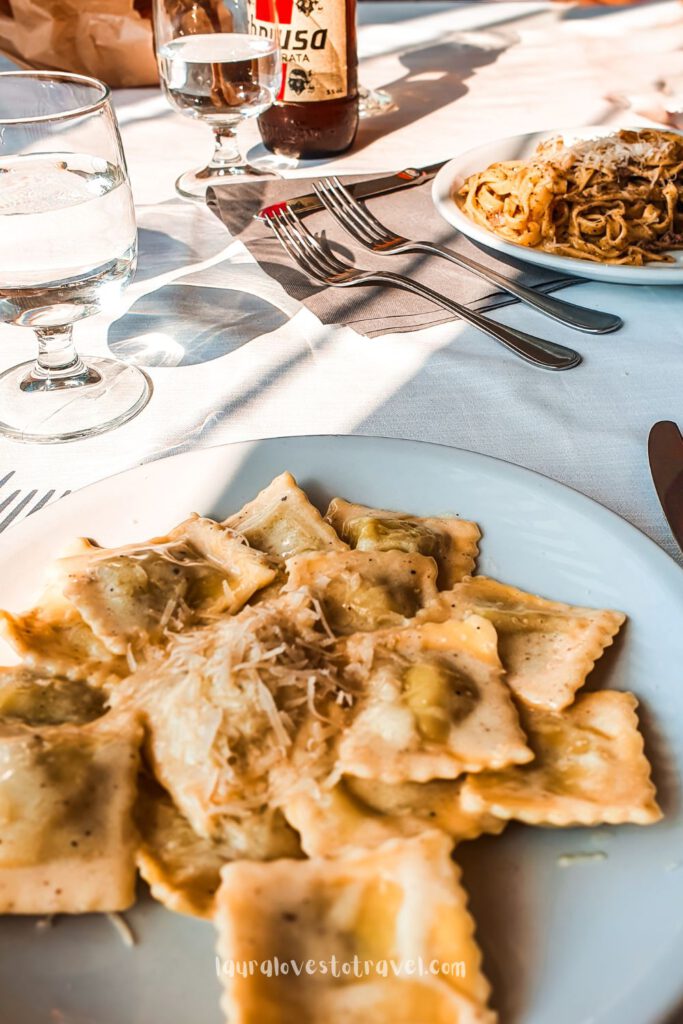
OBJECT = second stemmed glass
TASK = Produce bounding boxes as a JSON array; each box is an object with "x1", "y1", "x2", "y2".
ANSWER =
[
  {"x1": 358, "y1": 84, "x2": 395, "y2": 119},
  {"x1": 154, "y1": 0, "x2": 282, "y2": 199}
]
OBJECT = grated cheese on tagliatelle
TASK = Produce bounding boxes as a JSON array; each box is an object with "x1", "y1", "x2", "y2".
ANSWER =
[{"x1": 458, "y1": 128, "x2": 683, "y2": 265}]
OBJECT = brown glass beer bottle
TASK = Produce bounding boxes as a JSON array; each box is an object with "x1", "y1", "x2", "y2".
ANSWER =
[{"x1": 249, "y1": 0, "x2": 358, "y2": 158}]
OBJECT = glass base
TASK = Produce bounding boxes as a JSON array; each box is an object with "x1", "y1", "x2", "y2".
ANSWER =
[
  {"x1": 176, "y1": 163, "x2": 275, "y2": 200},
  {"x1": 358, "y1": 85, "x2": 396, "y2": 120},
  {"x1": 0, "y1": 357, "x2": 152, "y2": 443}
]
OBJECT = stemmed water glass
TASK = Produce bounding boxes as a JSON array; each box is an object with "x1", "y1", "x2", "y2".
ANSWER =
[
  {"x1": 153, "y1": 0, "x2": 281, "y2": 199},
  {"x1": 0, "y1": 72, "x2": 151, "y2": 444}
]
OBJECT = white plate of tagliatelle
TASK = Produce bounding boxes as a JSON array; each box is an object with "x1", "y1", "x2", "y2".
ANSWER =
[
  {"x1": 433, "y1": 126, "x2": 683, "y2": 285},
  {"x1": 0, "y1": 435, "x2": 682, "y2": 1024}
]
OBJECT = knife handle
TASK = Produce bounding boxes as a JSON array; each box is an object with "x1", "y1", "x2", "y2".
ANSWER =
[{"x1": 256, "y1": 162, "x2": 447, "y2": 222}]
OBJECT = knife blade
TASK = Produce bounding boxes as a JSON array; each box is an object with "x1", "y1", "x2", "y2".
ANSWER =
[
  {"x1": 648, "y1": 420, "x2": 683, "y2": 553},
  {"x1": 255, "y1": 160, "x2": 448, "y2": 222}
]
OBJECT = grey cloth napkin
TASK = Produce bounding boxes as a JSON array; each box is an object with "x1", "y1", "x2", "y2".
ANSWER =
[{"x1": 207, "y1": 174, "x2": 581, "y2": 338}]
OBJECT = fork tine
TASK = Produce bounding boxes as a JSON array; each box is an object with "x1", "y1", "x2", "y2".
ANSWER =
[
  {"x1": 315, "y1": 178, "x2": 379, "y2": 246},
  {"x1": 27, "y1": 489, "x2": 56, "y2": 517},
  {"x1": 0, "y1": 489, "x2": 37, "y2": 534},
  {"x1": 328, "y1": 176, "x2": 385, "y2": 240},
  {"x1": 279, "y1": 209, "x2": 337, "y2": 276},
  {"x1": 268, "y1": 212, "x2": 329, "y2": 284},
  {"x1": 0, "y1": 471, "x2": 15, "y2": 492},
  {"x1": 281, "y1": 206, "x2": 349, "y2": 276},
  {"x1": 0, "y1": 488, "x2": 20, "y2": 516},
  {"x1": 268, "y1": 203, "x2": 359, "y2": 285},
  {"x1": 330, "y1": 177, "x2": 391, "y2": 241},
  {"x1": 275, "y1": 210, "x2": 332, "y2": 279},
  {"x1": 0, "y1": 487, "x2": 68, "y2": 535}
]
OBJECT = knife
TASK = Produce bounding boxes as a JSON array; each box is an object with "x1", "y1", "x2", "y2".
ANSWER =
[
  {"x1": 255, "y1": 160, "x2": 448, "y2": 222},
  {"x1": 648, "y1": 421, "x2": 683, "y2": 553}
]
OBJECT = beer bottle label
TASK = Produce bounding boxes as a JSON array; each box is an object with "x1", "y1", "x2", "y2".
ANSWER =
[{"x1": 249, "y1": 0, "x2": 348, "y2": 103}]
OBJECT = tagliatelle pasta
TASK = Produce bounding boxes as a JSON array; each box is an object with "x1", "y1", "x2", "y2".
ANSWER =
[{"x1": 458, "y1": 128, "x2": 683, "y2": 266}]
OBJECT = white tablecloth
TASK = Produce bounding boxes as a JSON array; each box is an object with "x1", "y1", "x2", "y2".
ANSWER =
[{"x1": 1, "y1": 1, "x2": 682, "y2": 565}]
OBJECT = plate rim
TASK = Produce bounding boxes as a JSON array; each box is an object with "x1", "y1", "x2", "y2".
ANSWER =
[
  {"x1": 431, "y1": 124, "x2": 683, "y2": 284},
  {"x1": 1, "y1": 432, "x2": 681, "y2": 587}
]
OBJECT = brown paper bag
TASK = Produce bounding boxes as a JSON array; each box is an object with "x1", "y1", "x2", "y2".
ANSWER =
[{"x1": 0, "y1": 0, "x2": 159, "y2": 87}]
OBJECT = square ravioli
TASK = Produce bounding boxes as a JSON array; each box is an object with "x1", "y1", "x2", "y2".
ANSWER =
[
  {"x1": 215, "y1": 831, "x2": 495, "y2": 1024},
  {"x1": 110, "y1": 590, "x2": 345, "y2": 841},
  {"x1": 0, "y1": 588, "x2": 126, "y2": 685},
  {"x1": 460, "y1": 691, "x2": 662, "y2": 827},
  {"x1": 224, "y1": 471, "x2": 347, "y2": 558},
  {"x1": 0, "y1": 518, "x2": 276, "y2": 671},
  {"x1": 283, "y1": 777, "x2": 504, "y2": 857},
  {"x1": 326, "y1": 497, "x2": 480, "y2": 588},
  {"x1": 335, "y1": 617, "x2": 532, "y2": 783},
  {"x1": 59, "y1": 516, "x2": 277, "y2": 657},
  {"x1": 345, "y1": 777, "x2": 505, "y2": 844},
  {"x1": 0, "y1": 715, "x2": 141, "y2": 914},
  {"x1": 0, "y1": 666, "x2": 107, "y2": 727},
  {"x1": 134, "y1": 780, "x2": 300, "y2": 920},
  {"x1": 285, "y1": 549, "x2": 439, "y2": 635},
  {"x1": 135, "y1": 779, "x2": 231, "y2": 920},
  {"x1": 424, "y1": 576, "x2": 625, "y2": 711}
]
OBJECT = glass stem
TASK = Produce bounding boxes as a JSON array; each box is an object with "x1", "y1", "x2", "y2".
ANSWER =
[
  {"x1": 20, "y1": 326, "x2": 101, "y2": 393},
  {"x1": 209, "y1": 126, "x2": 242, "y2": 170}
]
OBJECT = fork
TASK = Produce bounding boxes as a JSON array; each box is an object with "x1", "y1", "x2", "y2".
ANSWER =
[
  {"x1": 266, "y1": 206, "x2": 582, "y2": 370},
  {"x1": 0, "y1": 472, "x2": 68, "y2": 534},
  {"x1": 313, "y1": 176, "x2": 622, "y2": 336}
]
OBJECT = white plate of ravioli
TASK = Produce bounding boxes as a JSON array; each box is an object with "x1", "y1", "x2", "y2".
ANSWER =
[
  {"x1": 432, "y1": 126, "x2": 683, "y2": 286},
  {"x1": 0, "y1": 435, "x2": 681, "y2": 1024}
]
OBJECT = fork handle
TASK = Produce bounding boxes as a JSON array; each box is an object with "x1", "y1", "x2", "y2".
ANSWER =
[
  {"x1": 408, "y1": 241, "x2": 622, "y2": 335},
  {"x1": 376, "y1": 272, "x2": 581, "y2": 370}
]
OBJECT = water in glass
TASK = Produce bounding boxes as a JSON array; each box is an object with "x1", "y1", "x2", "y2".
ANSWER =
[
  {"x1": 153, "y1": 0, "x2": 282, "y2": 197},
  {"x1": 158, "y1": 33, "x2": 280, "y2": 123},
  {"x1": 0, "y1": 153, "x2": 136, "y2": 329},
  {"x1": 0, "y1": 70, "x2": 150, "y2": 443}
]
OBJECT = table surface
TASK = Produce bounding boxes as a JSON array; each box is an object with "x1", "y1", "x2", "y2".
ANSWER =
[{"x1": 0, "y1": 0, "x2": 682, "y2": 567}]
